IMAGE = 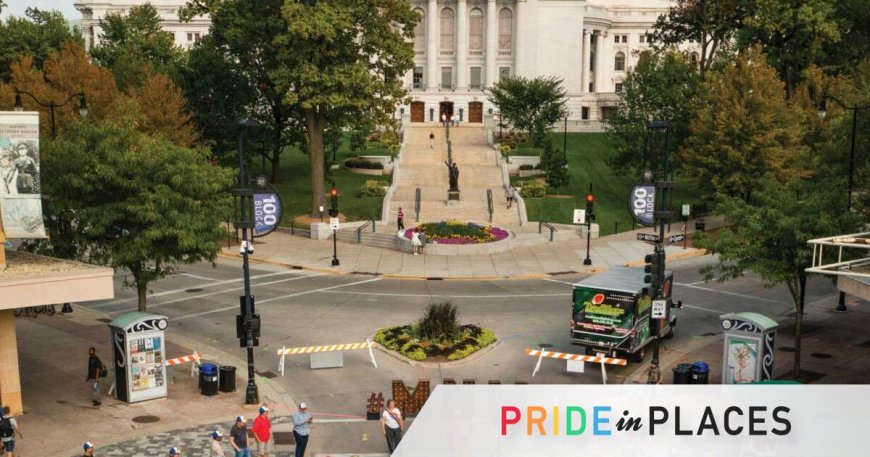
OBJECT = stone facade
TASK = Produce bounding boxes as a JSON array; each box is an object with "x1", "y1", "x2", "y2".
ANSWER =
[{"x1": 74, "y1": 0, "x2": 210, "y2": 51}]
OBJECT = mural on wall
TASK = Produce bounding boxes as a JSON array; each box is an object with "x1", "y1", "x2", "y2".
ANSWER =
[{"x1": 0, "y1": 112, "x2": 46, "y2": 238}]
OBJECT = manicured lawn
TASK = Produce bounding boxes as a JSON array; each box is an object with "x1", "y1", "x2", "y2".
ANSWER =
[
  {"x1": 511, "y1": 133, "x2": 706, "y2": 236},
  {"x1": 264, "y1": 135, "x2": 391, "y2": 225}
]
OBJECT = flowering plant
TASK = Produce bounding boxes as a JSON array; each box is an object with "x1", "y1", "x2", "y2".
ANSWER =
[{"x1": 404, "y1": 221, "x2": 509, "y2": 244}]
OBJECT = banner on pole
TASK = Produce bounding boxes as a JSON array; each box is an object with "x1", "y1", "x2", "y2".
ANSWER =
[{"x1": 0, "y1": 112, "x2": 46, "y2": 238}]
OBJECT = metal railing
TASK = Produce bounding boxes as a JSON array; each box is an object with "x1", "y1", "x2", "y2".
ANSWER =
[
  {"x1": 355, "y1": 219, "x2": 377, "y2": 243},
  {"x1": 415, "y1": 188, "x2": 421, "y2": 222},
  {"x1": 538, "y1": 221, "x2": 557, "y2": 242},
  {"x1": 276, "y1": 222, "x2": 310, "y2": 238},
  {"x1": 486, "y1": 189, "x2": 494, "y2": 222}
]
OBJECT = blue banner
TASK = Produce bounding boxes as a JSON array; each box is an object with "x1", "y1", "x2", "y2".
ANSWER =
[
  {"x1": 629, "y1": 183, "x2": 656, "y2": 226},
  {"x1": 252, "y1": 191, "x2": 282, "y2": 237}
]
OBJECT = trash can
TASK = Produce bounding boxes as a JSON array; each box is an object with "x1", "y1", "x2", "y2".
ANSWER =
[
  {"x1": 200, "y1": 363, "x2": 218, "y2": 396},
  {"x1": 672, "y1": 363, "x2": 692, "y2": 384},
  {"x1": 690, "y1": 361, "x2": 709, "y2": 384},
  {"x1": 695, "y1": 218, "x2": 706, "y2": 232},
  {"x1": 219, "y1": 366, "x2": 236, "y2": 393}
]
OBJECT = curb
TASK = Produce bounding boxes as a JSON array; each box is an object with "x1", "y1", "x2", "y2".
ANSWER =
[
  {"x1": 219, "y1": 251, "x2": 344, "y2": 276},
  {"x1": 624, "y1": 248, "x2": 707, "y2": 268},
  {"x1": 373, "y1": 339, "x2": 502, "y2": 368}
]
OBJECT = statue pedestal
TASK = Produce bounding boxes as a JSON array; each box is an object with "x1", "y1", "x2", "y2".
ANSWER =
[{"x1": 447, "y1": 191, "x2": 460, "y2": 206}]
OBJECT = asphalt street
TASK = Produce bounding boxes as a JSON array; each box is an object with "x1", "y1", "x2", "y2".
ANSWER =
[{"x1": 84, "y1": 254, "x2": 838, "y2": 419}]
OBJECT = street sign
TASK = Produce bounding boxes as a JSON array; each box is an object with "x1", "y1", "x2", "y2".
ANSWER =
[
  {"x1": 637, "y1": 233, "x2": 659, "y2": 242},
  {"x1": 573, "y1": 209, "x2": 586, "y2": 224},
  {"x1": 651, "y1": 299, "x2": 667, "y2": 319},
  {"x1": 682, "y1": 204, "x2": 691, "y2": 217},
  {"x1": 329, "y1": 217, "x2": 340, "y2": 230},
  {"x1": 629, "y1": 183, "x2": 656, "y2": 226},
  {"x1": 668, "y1": 234, "x2": 685, "y2": 244},
  {"x1": 253, "y1": 186, "x2": 283, "y2": 238}
]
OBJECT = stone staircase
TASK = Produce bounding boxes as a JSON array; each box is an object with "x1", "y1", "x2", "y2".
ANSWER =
[
  {"x1": 334, "y1": 225, "x2": 399, "y2": 249},
  {"x1": 388, "y1": 126, "x2": 520, "y2": 226}
]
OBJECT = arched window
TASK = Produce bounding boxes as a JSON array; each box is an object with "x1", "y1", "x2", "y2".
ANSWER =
[
  {"x1": 440, "y1": 8, "x2": 455, "y2": 53},
  {"x1": 469, "y1": 8, "x2": 484, "y2": 52},
  {"x1": 413, "y1": 9, "x2": 425, "y2": 52},
  {"x1": 614, "y1": 52, "x2": 625, "y2": 71},
  {"x1": 498, "y1": 8, "x2": 512, "y2": 50}
]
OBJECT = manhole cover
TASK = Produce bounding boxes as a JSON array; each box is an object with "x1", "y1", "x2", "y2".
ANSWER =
[
  {"x1": 779, "y1": 346, "x2": 795, "y2": 352},
  {"x1": 273, "y1": 431, "x2": 295, "y2": 445},
  {"x1": 257, "y1": 370, "x2": 277, "y2": 379},
  {"x1": 700, "y1": 332, "x2": 719, "y2": 337},
  {"x1": 132, "y1": 415, "x2": 160, "y2": 424},
  {"x1": 185, "y1": 288, "x2": 203, "y2": 293},
  {"x1": 811, "y1": 352, "x2": 832, "y2": 359},
  {"x1": 538, "y1": 343, "x2": 553, "y2": 348}
]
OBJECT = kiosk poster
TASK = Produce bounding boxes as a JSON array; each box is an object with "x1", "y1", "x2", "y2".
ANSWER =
[
  {"x1": 129, "y1": 335, "x2": 165, "y2": 392},
  {"x1": 726, "y1": 336, "x2": 759, "y2": 384},
  {"x1": 0, "y1": 112, "x2": 46, "y2": 238}
]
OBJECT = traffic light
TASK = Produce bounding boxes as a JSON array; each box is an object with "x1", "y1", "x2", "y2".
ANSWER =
[
  {"x1": 328, "y1": 186, "x2": 339, "y2": 217},
  {"x1": 585, "y1": 193, "x2": 595, "y2": 221},
  {"x1": 644, "y1": 253, "x2": 654, "y2": 284},
  {"x1": 643, "y1": 251, "x2": 664, "y2": 286}
]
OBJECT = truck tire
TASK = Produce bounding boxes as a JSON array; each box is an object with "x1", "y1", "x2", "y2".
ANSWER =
[{"x1": 627, "y1": 347, "x2": 646, "y2": 363}]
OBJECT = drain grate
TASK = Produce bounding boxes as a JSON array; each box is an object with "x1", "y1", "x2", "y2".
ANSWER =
[
  {"x1": 700, "y1": 332, "x2": 719, "y2": 337},
  {"x1": 257, "y1": 370, "x2": 277, "y2": 379},
  {"x1": 426, "y1": 277, "x2": 444, "y2": 281},
  {"x1": 810, "y1": 352, "x2": 833, "y2": 359},
  {"x1": 132, "y1": 415, "x2": 160, "y2": 424},
  {"x1": 549, "y1": 271, "x2": 579, "y2": 276},
  {"x1": 291, "y1": 266, "x2": 303, "y2": 270},
  {"x1": 273, "y1": 431, "x2": 295, "y2": 445},
  {"x1": 185, "y1": 288, "x2": 203, "y2": 293},
  {"x1": 538, "y1": 343, "x2": 553, "y2": 348}
]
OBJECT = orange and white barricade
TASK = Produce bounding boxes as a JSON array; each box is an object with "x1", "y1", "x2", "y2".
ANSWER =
[
  {"x1": 525, "y1": 348, "x2": 627, "y2": 384},
  {"x1": 165, "y1": 351, "x2": 203, "y2": 378},
  {"x1": 278, "y1": 339, "x2": 376, "y2": 375}
]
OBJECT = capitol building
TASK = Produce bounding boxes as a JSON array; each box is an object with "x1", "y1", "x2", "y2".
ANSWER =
[{"x1": 74, "y1": 0, "x2": 698, "y2": 129}]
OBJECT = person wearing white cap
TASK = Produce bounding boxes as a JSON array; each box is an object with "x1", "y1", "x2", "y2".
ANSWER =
[
  {"x1": 82, "y1": 441, "x2": 95, "y2": 457},
  {"x1": 292, "y1": 403, "x2": 313, "y2": 457},
  {"x1": 230, "y1": 415, "x2": 251, "y2": 457},
  {"x1": 252, "y1": 406, "x2": 272, "y2": 457},
  {"x1": 168, "y1": 447, "x2": 182, "y2": 456},
  {"x1": 209, "y1": 430, "x2": 225, "y2": 457}
]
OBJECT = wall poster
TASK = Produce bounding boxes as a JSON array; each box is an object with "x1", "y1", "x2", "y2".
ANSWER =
[{"x1": 0, "y1": 112, "x2": 46, "y2": 238}]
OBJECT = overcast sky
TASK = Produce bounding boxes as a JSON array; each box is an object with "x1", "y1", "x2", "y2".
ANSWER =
[{"x1": 2, "y1": 0, "x2": 80, "y2": 20}]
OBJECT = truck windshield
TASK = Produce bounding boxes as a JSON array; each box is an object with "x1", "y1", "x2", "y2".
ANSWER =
[{"x1": 573, "y1": 288, "x2": 636, "y2": 336}]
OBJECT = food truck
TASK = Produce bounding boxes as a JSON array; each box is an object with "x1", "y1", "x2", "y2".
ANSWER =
[{"x1": 570, "y1": 266, "x2": 677, "y2": 362}]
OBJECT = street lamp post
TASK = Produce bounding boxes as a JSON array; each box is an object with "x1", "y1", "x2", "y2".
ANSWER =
[
  {"x1": 235, "y1": 118, "x2": 261, "y2": 404},
  {"x1": 648, "y1": 120, "x2": 672, "y2": 366},
  {"x1": 818, "y1": 96, "x2": 870, "y2": 313},
  {"x1": 14, "y1": 89, "x2": 88, "y2": 139},
  {"x1": 563, "y1": 115, "x2": 568, "y2": 162},
  {"x1": 329, "y1": 183, "x2": 340, "y2": 266}
]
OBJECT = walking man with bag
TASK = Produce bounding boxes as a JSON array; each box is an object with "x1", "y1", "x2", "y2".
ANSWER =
[
  {"x1": 0, "y1": 407, "x2": 22, "y2": 457},
  {"x1": 380, "y1": 399, "x2": 404, "y2": 454},
  {"x1": 86, "y1": 347, "x2": 105, "y2": 406}
]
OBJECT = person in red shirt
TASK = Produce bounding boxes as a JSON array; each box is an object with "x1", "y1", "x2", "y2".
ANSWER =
[{"x1": 251, "y1": 406, "x2": 272, "y2": 457}]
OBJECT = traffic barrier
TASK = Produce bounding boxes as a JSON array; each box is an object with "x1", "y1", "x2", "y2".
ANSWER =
[
  {"x1": 525, "y1": 348, "x2": 627, "y2": 384},
  {"x1": 278, "y1": 339, "x2": 377, "y2": 375}
]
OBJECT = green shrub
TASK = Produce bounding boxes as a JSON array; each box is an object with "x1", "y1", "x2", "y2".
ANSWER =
[
  {"x1": 519, "y1": 181, "x2": 546, "y2": 198},
  {"x1": 359, "y1": 180, "x2": 387, "y2": 197},
  {"x1": 417, "y1": 302, "x2": 459, "y2": 342},
  {"x1": 518, "y1": 164, "x2": 534, "y2": 170},
  {"x1": 345, "y1": 159, "x2": 385, "y2": 170},
  {"x1": 447, "y1": 344, "x2": 479, "y2": 361},
  {"x1": 406, "y1": 347, "x2": 427, "y2": 361},
  {"x1": 374, "y1": 327, "x2": 399, "y2": 350},
  {"x1": 475, "y1": 328, "x2": 497, "y2": 347}
]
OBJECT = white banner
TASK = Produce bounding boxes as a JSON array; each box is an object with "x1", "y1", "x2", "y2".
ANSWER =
[
  {"x1": 0, "y1": 112, "x2": 46, "y2": 238},
  {"x1": 395, "y1": 385, "x2": 870, "y2": 457}
]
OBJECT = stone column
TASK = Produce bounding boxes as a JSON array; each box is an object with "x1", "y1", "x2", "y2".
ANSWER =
[
  {"x1": 0, "y1": 310, "x2": 21, "y2": 415},
  {"x1": 456, "y1": 0, "x2": 468, "y2": 90},
  {"x1": 514, "y1": 0, "x2": 526, "y2": 77},
  {"x1": 485, "y1": 0, "x2": 497, "y2": 87},
  {"x1": 581, "y1": 29, "x2": 591, "y2": 93},
  {"x1": 594, "y1": 30, "x2": 606, "y2": 93},
  {"x1": 426, "y1": 0, "x2": 438, "y2": 90}
]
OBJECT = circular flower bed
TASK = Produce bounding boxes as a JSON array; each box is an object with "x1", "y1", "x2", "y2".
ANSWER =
[
  {"x1": 375, "y1": 324, "x2": 497, "y2": 362},
  {"x1": 404, "y1": 220, "x2": 510, "y2": 245}
]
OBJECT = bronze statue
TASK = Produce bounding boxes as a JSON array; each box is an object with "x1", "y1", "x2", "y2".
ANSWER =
[{"x1": 444, "y1": 160, "x2": 459, "y2": 192}]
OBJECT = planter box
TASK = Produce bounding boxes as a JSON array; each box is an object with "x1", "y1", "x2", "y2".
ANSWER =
[
  {"x1": 345, "y1": 167, "x2": 384, "y2": 176},
  {"x1": 508, "y1": 155, "x2": 540, "y2": 166},
  {"x1": 396, "y1": 230, "x2": 517, "y2": 255},
  {"x1": 518, "y1": 169, "x2": 545, "y2": 177},
  {"x1": 359, "y1": 155, "x2": 393, "y2": 165}
]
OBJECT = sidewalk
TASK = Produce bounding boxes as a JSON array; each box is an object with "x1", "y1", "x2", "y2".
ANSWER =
[{"x1": 230, "y1": 217, "x2": 723, "y2": 279}]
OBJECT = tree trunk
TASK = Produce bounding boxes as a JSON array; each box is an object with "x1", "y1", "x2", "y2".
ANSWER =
[
  {"x1": 794, "y1": 274, "x2": 806, "y2": 377},
  {"x1": 306, "y1": 107, "x2": 326, "y2": 218},
  {"x1": 137, "y1": 280, "x2": 148, "y2": 313},
  {"x1": 270, "y1": 125, "x2": 283, "y2": 184}
]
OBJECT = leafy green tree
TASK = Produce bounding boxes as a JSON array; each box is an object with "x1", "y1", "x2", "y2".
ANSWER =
[
  {"x1": 651, "y1": 0, "x2": 748, "y2": 75},
  {"x1": 820, "y1": 0, "x2": 870, "y2": 76},
  {"x1": 276, "y1": 0, "x2": 417, "y2": 216},
  {"x1": 738, "y1": 0, "x2": 840, "y2": 97},
  {"x1": 42, "y1": 118, "x2": 234, "y2": 311},
  {"x1": 0, "y1": 7, "x2": 82, "y2": 81},
  {"x1": 678, "y1": 47, "x2": 805, "y2": 201},
  {"x1": 605, "y1": 51, "x2": 700, "y2": 176},
  {"x1": 485, "y1": 76, "x2": 568, "y2": 147},
  {"x1": 696, "y1": 178, "x2": 861, "y2": 377},
  {"x1": 544, "y1": 150, "x2": 569, "y2": 193},
  {"x1": 90, "y1": 4, "x2": 182, "y2": 90}
]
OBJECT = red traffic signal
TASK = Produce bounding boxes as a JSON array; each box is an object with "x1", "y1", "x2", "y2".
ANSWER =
[
  {"x1": 586, "y1": 193, "x2": 594, "y2": 203},
  {"x1": 330, "y1": 187, "x2": 338, "y2": 198}
]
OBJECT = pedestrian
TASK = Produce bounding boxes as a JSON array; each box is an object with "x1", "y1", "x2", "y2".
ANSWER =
[
  {"x1": 82, "y1": 442, "x2": 95, "y2": 457},
  {"x1": 169, "y1": 447, "x2": 182, "y2": 456},
  {"x1": 411, "y1": 231, "x2": 422, "y2": 256},
  {"x1": 252, "y1": 406, "x2": 273, "y2": 457},
  {"x1": 397, "y1": 207, "x2": 405, "y2": 231},
  {"x1": 86, "y1": 347, "x2": 105, "y2": 406},
  {"x1": 380, "y1": 399, "x2": 404, "y2": 453},
  {"x1": 292, "y1": 402, "x2": 313, "y2": 457},
  {"x1": 440, "y1": 113, "x2": 446, "y2": 128},
  {"x1": 209, "y1": 430, "x2": 226, "y2": 457},
  {"x1": 505, "y1": 186, "x2": 514, "y2": 209},
  {"x1": 647, "y1": 362, "x2": 663, "y2": 384},
  {"x1": 230, "y1": 415, "x2": 251, "y2": 457},
  {"x1": 429, "y1": 131, "x2": 435, "y2": 149},
  {"x1": 0, "y1": 407, "x2": 22, "y2": 457}
]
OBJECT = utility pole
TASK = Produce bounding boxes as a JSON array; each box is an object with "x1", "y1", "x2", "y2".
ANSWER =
[{"x1": 648, "y1": 121, "x2": 672, "y2": 366}]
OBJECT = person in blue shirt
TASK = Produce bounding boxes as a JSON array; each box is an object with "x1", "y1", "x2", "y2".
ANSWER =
[{"x1": 292, "y1": 403, "x2": 313, "y2": 457}]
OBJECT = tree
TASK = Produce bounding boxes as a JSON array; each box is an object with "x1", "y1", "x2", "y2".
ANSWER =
[
  {"x1": 696, "y1": 178, "x2": 861, "y2": 378},
  {"x1": 128, "y1": 71, "x2": 200, "y2": 147},
  {"x1": 605, "y1": 51, "x2": 700, "y2": 176},
  {"x1": 276, "y1": 0, "x2": 417, "y2": 216},
  {"x1": 0, "y1": 7, "x2": 82, "y2": 81},
  {"x1": 42, "y1": 118, "x2": 234, "y2": 311},
  {"x1": 485, "y1": 76, "x2": 568, "y2": 147},
  {"x1": 651, "y1": 0, "x2": 749, "y2": 75},
  {"x1": 544, "y1": 150, "x2": 569, "y2": 193},
  {"x1": 820, "y1": 0, "x2": 870, "y2": 76},
  {"x1": 678, "y1": 47, "x2": 805, "y2": 201},
  {"x1": 738, "y1": 0, "x2": 840, "y2": 97},
  {"x1": 90, "y1": 4, "x2": 182, "y2": 90}
]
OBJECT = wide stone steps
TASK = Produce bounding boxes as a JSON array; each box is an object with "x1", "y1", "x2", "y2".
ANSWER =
[{"x1": 334, "y1": 229, "x2": 398, "y2": 249}]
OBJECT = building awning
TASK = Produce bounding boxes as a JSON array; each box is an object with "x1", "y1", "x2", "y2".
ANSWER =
[{"x1": 0, "y1": 251, "x2": 114, "y2": 309}]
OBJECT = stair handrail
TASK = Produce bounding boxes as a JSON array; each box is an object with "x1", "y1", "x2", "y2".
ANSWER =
[
  {"x1": 486, "y1": 189, "x2": 494, "y2": 223},
  {"x1": 355, "y1": 218, "x2": 377, "y2": 243},
  {"x1": 415, "y1": 187, "x2": 421, "y2": 222},
  {"x1": 538, "y1": 221, "x2": 557, "y2": 242}
]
